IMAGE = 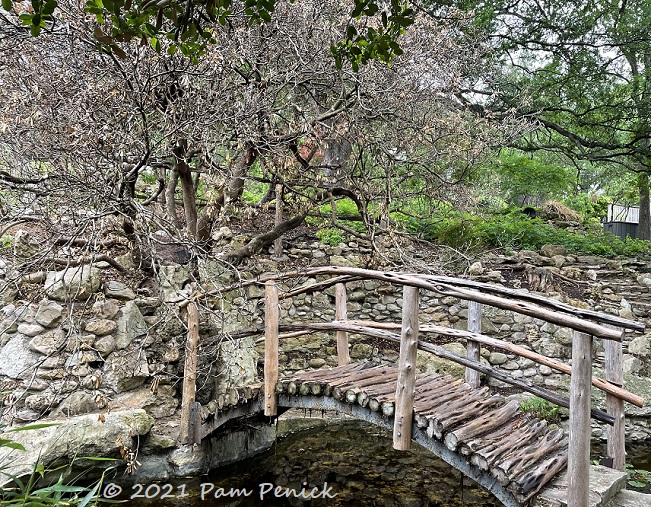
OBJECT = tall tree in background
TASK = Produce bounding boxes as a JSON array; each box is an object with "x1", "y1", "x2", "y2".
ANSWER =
[{"x1": 459, "y1": 0, "x2": 651, "y2": 238}]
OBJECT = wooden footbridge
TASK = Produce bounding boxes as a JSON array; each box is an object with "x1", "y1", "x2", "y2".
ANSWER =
[{"x1": 177, "y1": 266, "x2": 646, "y2": 507}]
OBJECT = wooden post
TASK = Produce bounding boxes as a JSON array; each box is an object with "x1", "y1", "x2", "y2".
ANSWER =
[
  {"x1": 466, "y1": 301, "x2": 481, "y2": 388},
  {"x1": 568, "y1": 330, "x2": 593, "y2": 507},
  {"x1": 180, "y1": 302, "x2": 199, "y2": 444},
  {"x1": 264, "y1": 281, "x2": 279, "y2": 417},
  {"x1": 393, "y1": 286, "x2": 419, "y2": 451},
  {"x1": 273, "y1": 184, "x2": 283, "y2": 257},
  {"x1": 335, "y1": 283, "x2": 350, "y2": 366},
  {"x1": 605, "y1": 336, "x2": 626, "y2": 471}
]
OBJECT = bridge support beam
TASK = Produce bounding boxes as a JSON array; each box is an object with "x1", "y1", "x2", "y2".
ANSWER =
[
  {"x1": 466, "y1": 301, "x2": 482, "y2": 388},
  {"x1": 605, "y1": 336, "x2": 625, "y2": 471},
  {"x1": 180, "y1": 302, "x2": 200, "y2": 444},
  {"x1": 264, "y1": 281, "x2": 279, "y2": 416},
  {"x1": 394, "y1": 286, "x2": 419, "y2": 451},
  {"x1": 568, "y1": 331, "x2": 593, "y2": 507},
  {"x1": 335, "y1": 283, "x2": 350, "y2": 366}
]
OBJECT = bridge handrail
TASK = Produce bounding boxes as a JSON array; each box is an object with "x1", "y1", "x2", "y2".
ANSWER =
[
  {"x1": 198, "y1": 268, "x2": 644, "y2": 332},
  {"x1": 259, "y1": 267, "x2": 636, "y2": 340}
]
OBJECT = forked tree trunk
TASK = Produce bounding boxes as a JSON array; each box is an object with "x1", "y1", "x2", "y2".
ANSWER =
[{"x1": 196, "y1": 147, "x2": 258, "y2": 244}]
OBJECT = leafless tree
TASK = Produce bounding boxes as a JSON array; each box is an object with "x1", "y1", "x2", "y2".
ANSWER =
[{"x1": 0, "y1": 0, "x2": 521, "y2": 282}]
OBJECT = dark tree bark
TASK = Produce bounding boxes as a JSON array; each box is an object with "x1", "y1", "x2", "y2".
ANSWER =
[
  {"x1": 638, "y1": 172, "x2": 650, "y2": 240},
  {"x1": 165, "y1": 167, "x2": 181, "y2": 230},
  {"x1": 173, "y1": 139, "x2": 198, "y2": 238},
  {"x1": 225, "y1": 213, "x2": 306, "y2": 264}
]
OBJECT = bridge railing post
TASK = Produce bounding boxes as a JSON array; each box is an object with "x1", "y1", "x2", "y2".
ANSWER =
[
  {"x1": 393, "y1": 285, "x2": 419, "y2": 451},
  {"x1": 568, "y1": 330, "x2": 593, "y2": 507},
  {"x1": 264, "y1": 281, "x2": 279, "y2": 417},
  {"x1": 335, "y1": 282, "x2": 350, "y2": 366},
  {"x1": 180, "y1": 302, "x2": 200, "y2": 444},
  {"x1": 605, "y1": 334, "x2": 626, "y2": 471},
  {"x1": 466, "y1": 301, "x2": 481, "y2": 388}
]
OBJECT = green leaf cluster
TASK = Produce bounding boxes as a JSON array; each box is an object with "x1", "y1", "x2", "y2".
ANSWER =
[
  {"x1": 625, "y1": 463, "x2": 650, "y2": 492},
  {"x1": 11, "y1": 0, "x2": 56, "y2": 36},
  {"x1": 331, "y1": 0, "x2": 413, "y2": 71},
  {"x1": 519, "y1": 397, "x2": 561, "y2": 424},
  {"x1": 315, "y1": 228, "x2": 346, "y2": 246}
]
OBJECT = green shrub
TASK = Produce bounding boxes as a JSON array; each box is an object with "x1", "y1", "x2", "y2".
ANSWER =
[
  {"x1": 316, "y1": 228, "x2": 346, "y2": 246},
  {"x1": 519, "y1": 397, "x2": 561, "y2": 424}
]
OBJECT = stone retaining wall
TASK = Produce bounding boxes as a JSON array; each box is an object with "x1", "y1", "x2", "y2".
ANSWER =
[{"x1": 0, "y1": 231, "x2": 650, "y2": 444}]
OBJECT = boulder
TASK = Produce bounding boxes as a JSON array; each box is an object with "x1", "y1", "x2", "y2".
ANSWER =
[
  {"x1": 85, "y1": 319, "x2": 117, "y2": 336},
  {"x1": 92, "y1": 299, "x2": 120, "y2": 319},
  {"x1": 112, "y1": 385, "x2": 178, "y2": 418},
  {"x1": 29, "y1": 329, "x2": 67, "y2": 355},
  {"x1": 34, "y1": 301, "x2": 64, "y2": 327},
  {"x1": 468, "y1": 262, "x2": 484, "y2": 275},
  {"x1": 0, "y1": 409, "x2": 154, "y2": 485},
  {"x1": 114, "y1": 301, "x2": 147, "y2": 349},
  {"x1": 104, "y1": 280, "x2": 136, "y2": 301},
  {"x1": 17, "y1": 323, "x2": 45, "y2": 337},
  {"x1": 13, "y1": 230, "x2": 40, "y2": 260},
  {"x1": 629, "y1": 335, "x2": 650, "y2": 357},
  {"x1": 51, "y1": 391, "x2": 99, "y2": 417},
  {"x1": 0, "y1": 333, "x2": 43, "y2": 379},
  {"x1": 44, "y1": 266, "x2": 100, "y2": 301},
  {"x1": 103, "y1": 344, "x2": 149, "y2": 393},
  {"x1": 540, "y1": 244, "x2": 567, "y2": 258},
  {"x1": 94, "y1": 335, "x2": 117, "y2": 355},
  {"x1": 159, "y1": 264, "x2": 191, "y2": 302},
  {"x1": 417, "y1": 343, "x2": 468, "y2": 379}
]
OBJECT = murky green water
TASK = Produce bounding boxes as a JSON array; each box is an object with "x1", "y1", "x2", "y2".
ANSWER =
[{"x1": 102, "y1": 421, "x2": 502, "y2": 506}]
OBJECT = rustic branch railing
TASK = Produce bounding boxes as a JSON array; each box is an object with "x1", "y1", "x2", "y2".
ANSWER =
[{"x1": 182, "y1": 267, "x2": 645, "y2": 507}]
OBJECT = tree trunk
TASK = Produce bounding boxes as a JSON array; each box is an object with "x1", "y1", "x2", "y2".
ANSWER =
[
  {"x1": 157, "y1": 167, "x2": 167, "y2": 206},
  {"x1": 166, "y1": 167, "x2": 181, "y2": 230},
  {"x1": 223, "y1": 145, "x2": 257, "y2": 209},
  {"x1": 195, "y1": 147, "x2": 258, "y2": 243},
  {"x1": 638, "y1": 172, "x2": 650, "y2": 240},
  {"x1": 173, "y1": 139, "x2": 198, "y2": 238}
]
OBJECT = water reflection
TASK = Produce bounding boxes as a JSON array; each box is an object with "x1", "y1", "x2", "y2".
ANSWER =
[{"x1": 109, "y1": 420, "x2": 502, "y2": 506}]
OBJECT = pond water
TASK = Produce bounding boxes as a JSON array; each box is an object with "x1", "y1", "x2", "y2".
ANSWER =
[{"x1": 101, "y1": 420, "x2": 502, "y2": 506}]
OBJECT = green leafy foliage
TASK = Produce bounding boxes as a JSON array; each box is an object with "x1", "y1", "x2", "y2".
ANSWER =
[
  {"x1": 626, "y1": 463, "x2": 651, "y2": 492},
  {"x1": 0, "y1": 235, "x2": 11, "y2": 253},
  {"x1": 485, "y1": 152, "x2": 576, "y2": 206},
  {"x1": 316, "y1": 228, "x2": 346, "y2": 246},
  {"x1": 11, "y1": 0, "x2": 412, "y2": 69},
  {"x1": 0, "y1": 422, "x2": 108, "y2": 506},
  {"x1": 563, "y1": 193, "x2": 609, "y2": 224},
  {"x1": 330, "y1": 0, "x2": 414, "y2": 71},
  {"x1": 401, "y1": 205, "x2": 650, "y2": 257},
  {"x1": 519, "y1": 397, "x2": 560, "y2": 424}
]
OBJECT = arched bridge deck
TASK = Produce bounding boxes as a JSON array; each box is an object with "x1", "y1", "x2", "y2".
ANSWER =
[
  {"x1": 195, "y1": 363, "x2": 567, "y2": 506},
  {"x1": 177, "y1": 266, "x2": 646, "y2": 507}
]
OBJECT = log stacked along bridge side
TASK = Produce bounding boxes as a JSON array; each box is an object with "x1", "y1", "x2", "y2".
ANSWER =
[{"x1": 199, "y1": 363, "x2": 568, "y2": 504}]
